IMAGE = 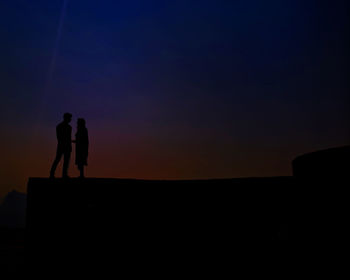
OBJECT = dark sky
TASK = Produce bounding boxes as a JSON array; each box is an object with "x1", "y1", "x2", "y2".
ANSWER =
[{"x1": 0, "y1": 0, "x2": 349, "y2": 196}]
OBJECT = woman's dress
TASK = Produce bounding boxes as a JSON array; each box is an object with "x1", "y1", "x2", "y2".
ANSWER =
[{"x1": 75, "y1": 128, "x2": 88, "y2": 166}]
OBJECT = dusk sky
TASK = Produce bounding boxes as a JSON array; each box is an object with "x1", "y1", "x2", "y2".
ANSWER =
[{"x1": 0, "y1": 0, "x2": 349, "y2": 196}]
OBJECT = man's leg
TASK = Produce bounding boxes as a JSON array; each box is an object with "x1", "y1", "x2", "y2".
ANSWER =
[
  {"x1": 62, "y1": 151, "x2": 71, "y2": 178},
  {"x1": 50, "y1": 149, "x2": 63, "y2": 178}
]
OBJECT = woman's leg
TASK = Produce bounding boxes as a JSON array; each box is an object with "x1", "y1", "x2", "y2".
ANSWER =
[{"x1": 78, "y1": 164, "x2": 84, "y2": 178}]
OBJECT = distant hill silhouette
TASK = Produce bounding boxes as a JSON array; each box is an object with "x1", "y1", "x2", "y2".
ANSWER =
[
  {"x1": 0, "y1": 190, "x2": 26, "y2": 228},
  {"x1": 0, "y1": 191, "x2": 26, "y2": 274}
]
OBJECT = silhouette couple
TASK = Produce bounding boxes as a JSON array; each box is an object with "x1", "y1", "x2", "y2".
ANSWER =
[{"x1": 50, "y1": 113, "x2": 89, "y2": 179}]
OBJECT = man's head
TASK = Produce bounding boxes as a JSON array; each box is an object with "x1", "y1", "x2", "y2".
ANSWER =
[{"x1": 63, "y1": 113, "x2": 72, "y2": 123}]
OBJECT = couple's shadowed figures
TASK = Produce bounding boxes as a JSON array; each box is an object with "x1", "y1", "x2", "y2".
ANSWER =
[{"x1": 50, "y1": 113, "x2": 89, "y2": 178}]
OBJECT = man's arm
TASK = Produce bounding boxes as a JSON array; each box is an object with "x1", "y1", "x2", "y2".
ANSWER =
[{"x1": 56, "y1": 125, "x2": 59, "y2": 141}]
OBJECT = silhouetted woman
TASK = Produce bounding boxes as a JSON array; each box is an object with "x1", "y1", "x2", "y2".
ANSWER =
[{"x1": 74, "y1": 118, "x2": 89, "y2": 178}]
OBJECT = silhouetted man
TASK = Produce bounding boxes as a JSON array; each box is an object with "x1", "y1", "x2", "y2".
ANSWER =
[{"x1": 50, "y1": 113, "x2": 73, "y2": 178}]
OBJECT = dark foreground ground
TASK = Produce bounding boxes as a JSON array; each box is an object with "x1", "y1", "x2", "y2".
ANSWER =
[
  {"x1": 2, "y1": 146, "x2": 348, "y2": 276},
  {"x1": 28, "y1": 177, "x2": 294, "y2": 276},
  {"x1": 0, "y1": 178, "x2": 291, "y2": 275},
  {"x1": 2, "y1": 174, "x2": 348, "y2": 277}
]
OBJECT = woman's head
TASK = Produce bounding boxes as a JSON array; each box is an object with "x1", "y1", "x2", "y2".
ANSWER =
[{"x1": 77, "y1": 118, "x2": 86, "y2": 128}]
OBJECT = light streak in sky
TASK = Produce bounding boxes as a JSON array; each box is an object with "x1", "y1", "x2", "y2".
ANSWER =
[
  {"x1": 33, "y1": 0, "x2": 69, "y2": 140},
  {"x1": 37, "y1": 0, "x2": 69, "y2": 117},
  {"x1": 45, "y1": 0, "x2": 69, "y2": 93}
]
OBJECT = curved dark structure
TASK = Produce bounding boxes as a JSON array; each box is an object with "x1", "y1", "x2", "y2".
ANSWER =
[{"x1": 292, "y1": 146, "x2": 350, "y2": 179}]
